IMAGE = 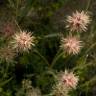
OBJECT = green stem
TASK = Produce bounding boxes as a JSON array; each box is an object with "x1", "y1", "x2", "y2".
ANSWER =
[
  {"x1": 44, "y1": 70, "x2": 57, "y2": 79},
  {"x1": 77, "y1": 31, "x2": 80, "y2": 38},
  {"x1": 72, "y1": 42, "x2": 96, "y2": 71},
  {"x1": 86, "y1": 0, "x2": 91, "y2": 11},
  {"x1": 43, "y1": 33, "x2": 61, "y2": 39},
  {"x1": 79, "y1": 76, "x2": 96, "y2": 88},
  {"x1": 3, "y1": 62, "x2": 9, "y2": 78},
  {"x1": 85, "y1": 42, "x2": 96, "y2": 55},
  {"x1": 16, "y1": 0, "x2": 19, "y2": 18},
  {"x1": 0, "y1": 77, "x2": 13, "y2": 87},
  {"x1": 50, "y1": 49, "x2": 64, "y2": 68},
  {"x1": 72, "y1": 63, "x2": 95, "y2": 71},
  {"x1": 34, "y1": 49, "x2": 50, "y2": 66},
  {"x1": 14, "y1": 20, "x2": 22, "y2": 31}
]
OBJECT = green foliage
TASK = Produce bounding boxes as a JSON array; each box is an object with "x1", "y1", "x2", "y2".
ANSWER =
[{"x1": 0, "y1": 0, "x2": 96, "y2": 96}]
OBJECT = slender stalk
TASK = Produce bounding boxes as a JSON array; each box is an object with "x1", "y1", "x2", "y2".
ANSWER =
[
  {"x1": 72, "y1": 63, "x2": 95, "y2": 71},
  {"x1": 0, "y1": 77, "x2": 13, "y2": 87},
  {"x1": 43, "y1": 33, "x2": 61, "y2": 39},
  {"x1": 44, "y1": 70, "x2": 57, "y2": 79},
  {"x1": 50, "y1": 49, "x2": 64, "y2": 68},
  {"x1": 77, "y1": 31, "x2": 80, "y2": 38},
  {"x1": 14, "y1": 20, "x2": 22, "y2": 31},
  {"x1": 79, "y1": 76, "x2": 96, "y2": 88},
  {"x1": 72, "y1": 42, "x2": 96, "y2": 71},
  {"x1": 85, "y1": 42, "x2": 96, "y2": 55},
  {"x1": 86, "y1": 0, "x2": 91, "y2": 11},
  {"x1": 3, "y1": 62, "x2": 10, "y2": 78},
  {"x1": 34, "y1": 49, "x2": 50, "y2": 66},
  {"x1": 16, "y1": 0, "x2": 19, "y2": 18}
]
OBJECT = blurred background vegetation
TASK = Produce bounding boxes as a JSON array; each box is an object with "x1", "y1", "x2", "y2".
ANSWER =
[{"x1": 0, "y1": 0, "x2": 96, "y2": 96}]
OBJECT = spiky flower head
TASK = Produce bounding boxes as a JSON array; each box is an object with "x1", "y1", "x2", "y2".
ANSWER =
[
  {"x1": 60, "y1": 35, "x2": 82, "y2": 55},
  {"x1": 53, "y1": 82, "x2": 69, "y2": 96},
  {"x1": 60, "y1": 70, "x2": 79, "y2": 89},
  {"x1": 11, "y1": 31, "x2": 36, "y2": 52},
  {"x1": 0, "y1": 46, "x2": 16, "y2": 63},
  {"x1": 52, "y1": 70, "x2": 79, "y2": 96},
  {"x1": 66, "y1": 11, "x2": 91, "y2": 32},
  {"x1": 22, "y1": 79, "x2": 32, "y2": 90},
  {"x1": 22, "y1": 79, "x2": 41, "y2": 96}
]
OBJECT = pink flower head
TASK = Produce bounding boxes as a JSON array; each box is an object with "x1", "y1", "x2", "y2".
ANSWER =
[
  {"x1": 61, "y1": 70, "x2": 79, "y2": 89},
  {"x1": 66, "y1": 11, "x2": 91, "y2": 32},
  {"x1": 3, "y1": 22, "x2": 15, "y2": 37},
  {"x1": 60, "y1": 35, "x2": 82, "y2": 55},
  {"x1": 11, "y1": 31, "x2": 36, "y2": 52}
]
